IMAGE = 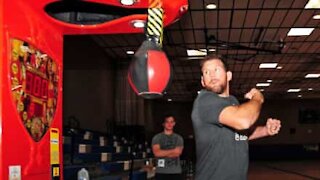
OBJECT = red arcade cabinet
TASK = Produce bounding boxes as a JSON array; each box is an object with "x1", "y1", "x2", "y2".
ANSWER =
[{"x1": 0, "y1": 0, "x2": 187, "y2": 179}]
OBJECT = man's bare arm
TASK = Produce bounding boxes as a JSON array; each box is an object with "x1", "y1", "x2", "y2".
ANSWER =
[
  {"x1": 152, "y1": 144, "x2": 183, "y2": 158},
  {"x1": 219, "y1": 88, "x2": 264, "y2": 130},
  {"x1": 249, "y1": 118, "x2": 281, "y2": 140}
]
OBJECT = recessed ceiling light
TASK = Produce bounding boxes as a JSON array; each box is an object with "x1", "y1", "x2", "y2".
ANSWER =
[
  {"x1": 287, "y1": 88, "x2": 301, "y2": 93},
  {"x1": 305, "y1": 73, "x2": 320, "y2": 78},
  {"x1": 259, "y1": 63, "x2": 278, "y2": 69},
  {"x1": 206, "y1": 4, "x2": 217, "y2": 9},
  {"x1": 313, "y1": 14, "x2": 320, "y2": 19},
  {"x1": 131, "y1": 20, "x2": 145, "y2": 28},
  {"x1": 120, "y1": 0, "x2": 135, "y2": 6},
  {"x1": 256, "y1": 83, "x2": 271, "y2": 87},
  {"x1": 167, "y1": 99, "x2": 172, "y2": 102},
  {"x1": 126, "y1": 50, "x2": 135, "y2": 55},
  {"x1": 187, "y1": 49, "x2": 207, "y2": 56},
  {"x1": 305, "y1": 0, "x2": 320, "y2": 9},
  {"x1": 259, "y1": 89, "x2": 265, "y2": 92},
  {"x1": 298, "y1": 95, "x2": 302, "y2": 98},
  {"x1": 308, "y1": 88, "x2": 313, "y2": 91},
  {"x1": 267, "y1": 79, "x2": 273, "y2": 83},
  {"x1": 287, "y1": 28, "x2": 314, "y2": 36},
  {"x1": 276, "y1": 66, "x2": 283, "y2": 69}
]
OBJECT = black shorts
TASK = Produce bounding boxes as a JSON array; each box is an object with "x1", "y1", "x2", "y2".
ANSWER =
[{"x1": 155, "y1": 173, "x2": 184, "y2": 180}]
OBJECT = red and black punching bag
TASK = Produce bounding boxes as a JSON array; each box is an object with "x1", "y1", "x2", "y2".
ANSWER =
[
  {"x1": 128, "y1": 39, "x2": 171, "y2": 99},
  {"x1": 128, "y1": 3, "x2": 171, "y2": 99}
]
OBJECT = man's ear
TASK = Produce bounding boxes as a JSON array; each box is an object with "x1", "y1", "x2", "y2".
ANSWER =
[
  {"x1": 201, "y1": 76, "x2": 204, "y2": 87},
  {"x1": 227, "y1": 71, "x2": 232, "y2": 81}
]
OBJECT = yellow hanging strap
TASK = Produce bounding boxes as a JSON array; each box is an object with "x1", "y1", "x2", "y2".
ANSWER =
[{"x1": 147, "y1": 0, "x2": 164, "y2": 47}]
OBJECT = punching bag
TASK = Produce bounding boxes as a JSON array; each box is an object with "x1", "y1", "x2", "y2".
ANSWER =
[
  {"x1": 128, "y1": 2, "x2": 171, "y2": 99},
  {"x1": 128, "y1": 39, "x2": 171, "y2": 99}
]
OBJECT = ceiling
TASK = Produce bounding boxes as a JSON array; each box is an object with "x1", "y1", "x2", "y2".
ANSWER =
[{"x1": 89, "y1": 0, "x2": 320, "y2": 102}]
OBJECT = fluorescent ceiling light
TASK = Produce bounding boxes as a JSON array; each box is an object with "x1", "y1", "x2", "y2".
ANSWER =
[
  {"x1": 120, "y1": 0, "x2": 135, "y2": 6},
  {"x1": 126, "y1": 50, "x2": 134, "y2": 55},
  {"x1": 259, "y1": 63, "x2": 278, "y2": 69},
  {"x1": 276, "y1": 66, "x2": 283, "y2": 69},
  {"x1": 267, "y1": 79, "x2": 273, "y2": 82},
  {"x1": 305, "y1": 73, "x2": 320, "y2": 78},
  {"x1": 313, "y1": 14, "x2": 320, "y2": 19},
  {"x1": 256, "y1": 83, "x2": 270, "y2": 87},
  {"x1": 287, "y1": 28, "x2": 314, "y2": 36},
  {"x1": 187, "y1": 49, "x2": 207, "y2": 56},
  {"x1": 184, "y1": 57, "x2": 204, "y2": 60},
  {"x1": 308, "y1": 88, "x2": 313, "y2": 91},
  {"x1": 131, "y1": 20, "x2": 145, "y2": 28},
  {"x1": 305, "y1": 0, "x2": 320, "y2": 9},
  {"x1": 199, "y1": 48, "x2": 216, "y2": 52},
  {"x1": 259, "y1": 89, "x2": 265, "y2": 92},
  {"x1": 206, "y1": 4, "x2": 217, "y2": 9},
  {"x1": 287, "y1": 88, "x2": 301, "y2": 93}
]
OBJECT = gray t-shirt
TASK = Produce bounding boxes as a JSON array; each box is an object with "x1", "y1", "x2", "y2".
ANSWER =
[
  {"x1": 151, "y1": 132, "x2": 184, "y2": 174},
  {"x1": 192, "y1": 89, "x2": 249, "y2": 180}
]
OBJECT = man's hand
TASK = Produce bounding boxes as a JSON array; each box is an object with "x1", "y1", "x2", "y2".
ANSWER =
[
  {"x1": 168, "y1": 147, "x2": 183, "y2": 158},
  {"x1": 248, "y1": 118, "x2": 281, "y2": 140},
  {"x1": 266, "y1": 118, "x2": 281, "y2": 136},
  {"x1": 244, "y1": 88, "x2": 264, "y2": 103}
]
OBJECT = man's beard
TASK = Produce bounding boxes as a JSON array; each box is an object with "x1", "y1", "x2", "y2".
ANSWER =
[{"x1": 205, "y1": 82, "x2": 226, "y2": 94}]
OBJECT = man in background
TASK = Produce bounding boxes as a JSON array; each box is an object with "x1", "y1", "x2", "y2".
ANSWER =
[{"x1": 152, "y1": 114, "x2": 184, "y2": 180}]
